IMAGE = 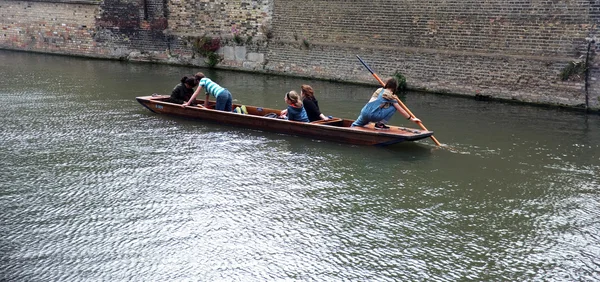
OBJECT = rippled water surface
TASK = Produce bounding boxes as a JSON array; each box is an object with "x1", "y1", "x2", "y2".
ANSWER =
[{"x1": 1, "y1": 50, "x2": 599, "y2": 281}]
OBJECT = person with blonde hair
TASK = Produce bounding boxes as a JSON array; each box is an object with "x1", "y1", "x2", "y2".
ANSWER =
[
  {"x1": 279, "y1": 90, "x2": 309, "y2": 122},
  {"x1": 300, "y1": 84, "x2": 330, "y2": 122}
]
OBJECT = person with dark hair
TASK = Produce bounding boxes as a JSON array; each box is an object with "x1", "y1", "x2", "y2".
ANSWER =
[
  {"x1": 300, "y1": 84, "x2": 329, "y2": 122},
  {"x1": 279, "y1": 90, "x2": 309, "y2": 122},
  {"x1": 182, "y1": 72, "x2": 233, "y2": 111},
  {"x1": 351, "y1": 78, "x2": 420, "y2": 129},
  {"x1": 169, "y1": 76, "x2": 197, "y2": 104}
]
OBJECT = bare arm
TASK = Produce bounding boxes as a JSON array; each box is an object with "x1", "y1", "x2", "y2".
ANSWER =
[
  {"x1": 204, "y1": 94, "x2": 209, "y2": 107},
  {"x1": 183, "y1": 86, "x2": 203, "y2": 107},
  {"x1": 393, "y1": 103, "x2": 420, "y2": 122},
  {"x1": 319, "y1": 113, "x2": 329, "y2": 120}
]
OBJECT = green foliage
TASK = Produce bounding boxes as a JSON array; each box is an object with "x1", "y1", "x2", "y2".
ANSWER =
[
  {"x1": 245, "y1": 36, "x2": 253, "y2": 45},
  {"x1": 302, "y1": 38, "x2": 310, "y2": 49},
  {"x1": 393, "y1": 71, "x2": 407, "y2": 92},
  {"x1": 205, "y1": 52, "x2": 222, "y2": 68},
  {"x1": 560, "y1": 61, "x2": 587, "y2": 81},
  {"x1": 233, "y1": 34, "x2": 243, "y2": 45}
]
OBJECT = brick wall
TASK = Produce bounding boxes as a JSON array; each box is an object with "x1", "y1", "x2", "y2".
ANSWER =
[
  {"x1": 167, "y1": 0, "x2": 272, "y2": 37},
  {"x1": 95, "y1": 0, "x2": 171, "y2": 58},
  {"x1": 264, "y1": 41, "x2": 588, "y2": 104},
  {"x1": 0, "y1": 0, "x2": 172, "y2": 59},
  {"x1": 0, "y1": 0, "x2": 598, "y2": 110},
  {"x1": 267, "y1": 0, "x2": 599, "y2": 109},
  {"x1": 273, "y1": 0, "x2": 593, "y2": 57},
  {"x1": 0, "y1": 0, "x2": 99, "y2": 54}
]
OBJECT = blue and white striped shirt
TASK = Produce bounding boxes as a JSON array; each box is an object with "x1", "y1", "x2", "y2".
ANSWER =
[{"x1": 199, "y1": 77, "x2": 226, "y2": 98}]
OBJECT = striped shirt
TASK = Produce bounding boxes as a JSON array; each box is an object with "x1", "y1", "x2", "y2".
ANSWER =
[{"x1": 199, "y1": 77, "x2": 226, "y2": 98}]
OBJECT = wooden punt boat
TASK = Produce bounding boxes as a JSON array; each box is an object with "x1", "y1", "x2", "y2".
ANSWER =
[{"x1": 136, "y1": 95, "x2": 434, "y2": 146}]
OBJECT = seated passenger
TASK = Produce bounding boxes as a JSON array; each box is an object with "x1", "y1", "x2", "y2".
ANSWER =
[
  {"x1": 351, "y1": 78, "x2": 420, "y2": 129},
  {"x1": 300, "y1": 84, "x2": 330, "y2": 122},
  {"x1": 279, "y1": 90, "x2": 309, "y2": 122},
  {"x1": 170, "y1": 76, "x2": 197, "y2": 105}
]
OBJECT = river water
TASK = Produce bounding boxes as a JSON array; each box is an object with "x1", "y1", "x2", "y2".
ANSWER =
[{"x1": 1, "y1": 50, "x2": 599, "y2": 281}]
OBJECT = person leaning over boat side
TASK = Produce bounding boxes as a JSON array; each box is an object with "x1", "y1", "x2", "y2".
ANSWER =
[
  {"x1": 169, "y1": 76, "x2": 197, "y2": 104},
  {"x1": 182, "y1": 72, "x2": 233, "y2": 111},
  {"x1": 351, "y1": 77, "x2": 420, "y2": 130},
  {"x1": 279, "y1": 90, "x2": 309, "y2": 122},
  {"x1": 299, "y1": 84, "x2": 330, "y2": 122}
]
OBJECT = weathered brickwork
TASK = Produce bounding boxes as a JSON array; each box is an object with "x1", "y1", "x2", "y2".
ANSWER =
[
  {"x1": 94, "y1": 0, "x2": 172, "y2": 59},
  {"x1": 265, "y1": 41, "x2": 591, "y2": 105},
  {"x1": 588, "y1": 67, "x2": 600, "y2": 107},
  {"x1": 0, "y1": 0, "x2": 598, "y2": 110},
  {"x1": 164, "y1": 0, "x2": 272, "y2": 65},
  {"x1": 0, "y1": 1, "x2": 99, "y2": 54},
  {"x1": 268, "y1": 0, "x2": 600, "y2": 109},
  {"x1": 167, "y1": 0, "x2": 272, "y2": 37},
  {"x1": 273, "y1": 0, "x2": 594, "y2": 58},
  {"x1": 0, "y1": 0, "x2": 173, "y2": 59}
]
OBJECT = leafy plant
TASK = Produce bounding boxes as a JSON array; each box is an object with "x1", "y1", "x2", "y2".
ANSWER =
[
  {"x1": 205, "y1": 52, "x2": 222, "y2": 68},
  {"x1": 560, "y1": 61, "x2": 587, "y2": 81},
  {"x1": 302, "y1": 38, "x2": 310, "y2": 49},
  {"x1": 393, "y1": 71, "x2": 407, "y2": 92},
  {"x1": 233, "y1": 34, "x2": 243, "y2": 45}
]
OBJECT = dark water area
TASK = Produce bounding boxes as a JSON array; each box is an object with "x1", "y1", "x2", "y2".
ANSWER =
[{"x1": 1, "y1": 50, "x2": 599, "y2": 281}]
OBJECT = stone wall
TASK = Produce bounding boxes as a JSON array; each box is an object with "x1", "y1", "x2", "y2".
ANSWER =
[
  {"x1": 0, "y1": 0, "x2": 598, "y2": 110},
  {"x1": 267, "y1": 0, "x2": 600, "y2": 109}
]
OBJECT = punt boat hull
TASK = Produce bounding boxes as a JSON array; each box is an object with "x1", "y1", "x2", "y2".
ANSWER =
[{"x1": 136, "y1": 95, "x2": 434, "y2": 146}]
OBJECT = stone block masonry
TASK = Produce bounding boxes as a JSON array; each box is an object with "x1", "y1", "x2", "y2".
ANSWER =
[{"x1": 0, "y1": 0, "x2": 598, "y2": 110}]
